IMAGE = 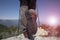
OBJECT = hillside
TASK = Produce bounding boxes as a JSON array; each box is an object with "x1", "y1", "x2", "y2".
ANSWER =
[{"x1": 0, "y1": 20, "x2": 18, "y2": 27}]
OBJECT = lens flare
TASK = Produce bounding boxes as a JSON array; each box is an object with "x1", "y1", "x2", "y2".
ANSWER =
[{"x1": 47, "y1": 16, "x2": 58, "y2": 26}]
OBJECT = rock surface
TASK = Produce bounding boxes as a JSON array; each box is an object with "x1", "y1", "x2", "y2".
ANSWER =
[
  {"x1": 2, "y1": 34, "x2": 60, "y2": 40},
  {"x1": 2, "y1": 27, "x2": 60, "y2": 40}
]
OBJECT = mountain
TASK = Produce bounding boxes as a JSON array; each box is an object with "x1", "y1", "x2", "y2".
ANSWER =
[{"x1": 0, "y1": 19, "x2": 18, "y2": 27}]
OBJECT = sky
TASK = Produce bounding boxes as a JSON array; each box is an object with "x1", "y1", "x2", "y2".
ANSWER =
[
  {"x1": 0, "y1": 0, "x2": 60, "y2": 25},
  {"x1": 37, "y1": 0, "x2": 60, "y2": 25},
  {"x1": 0, "y1": 0, "x2": 19, "y2": 20}
]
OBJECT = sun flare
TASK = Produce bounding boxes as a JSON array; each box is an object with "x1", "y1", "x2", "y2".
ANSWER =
[{"x1": 47, "y1": 16, "x2": 58, "y2": 26}]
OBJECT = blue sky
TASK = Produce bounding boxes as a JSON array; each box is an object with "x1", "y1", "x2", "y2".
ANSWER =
[
  {"x1": 0, "y1": 0, "x2": 19, "y2": 20},
  {"x1": 0, "y1": 0, "x2": 60, "y2": 25}
]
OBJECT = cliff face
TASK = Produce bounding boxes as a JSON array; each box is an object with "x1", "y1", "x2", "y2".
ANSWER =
[
  {"x1": 20, "y1": 0, "x2": 37, "y2": 40},
  {"x1": 20, "y1": 0, "x2": 36, "y2": 9},
  {"x1": 27, "y1": 0, "x2": 36, "y2": 9},
  {"x1": 20, "y1": 0, "x2": 28, "y2": 6}
]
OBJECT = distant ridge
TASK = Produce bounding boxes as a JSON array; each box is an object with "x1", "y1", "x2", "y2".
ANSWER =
[{"x1": 0, "y1": 19, "x2": 18, "y2": 27}]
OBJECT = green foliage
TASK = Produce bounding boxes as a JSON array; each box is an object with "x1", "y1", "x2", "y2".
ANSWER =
[
  {"x1": 0, "y1": 24, "x2": 8, "y2": 32},
  {"x1": 0, "y1": 24, "x2": 19, "y2": 39},
  {"x1": 9, "y1": 25, "x2": 18, "y2": 33},
  {"x1": 0, "y1": 35, "x2": 3, "y2": 40}
]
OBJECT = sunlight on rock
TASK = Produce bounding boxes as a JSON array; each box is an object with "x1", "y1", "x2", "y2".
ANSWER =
[{"x1": 34, "y1": 27, "x2": 48, "y2": 36}]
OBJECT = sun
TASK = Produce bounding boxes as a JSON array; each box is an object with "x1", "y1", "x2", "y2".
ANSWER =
[{"x1": 47, "y1": 16, "x2": 58, "y2": 26}]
